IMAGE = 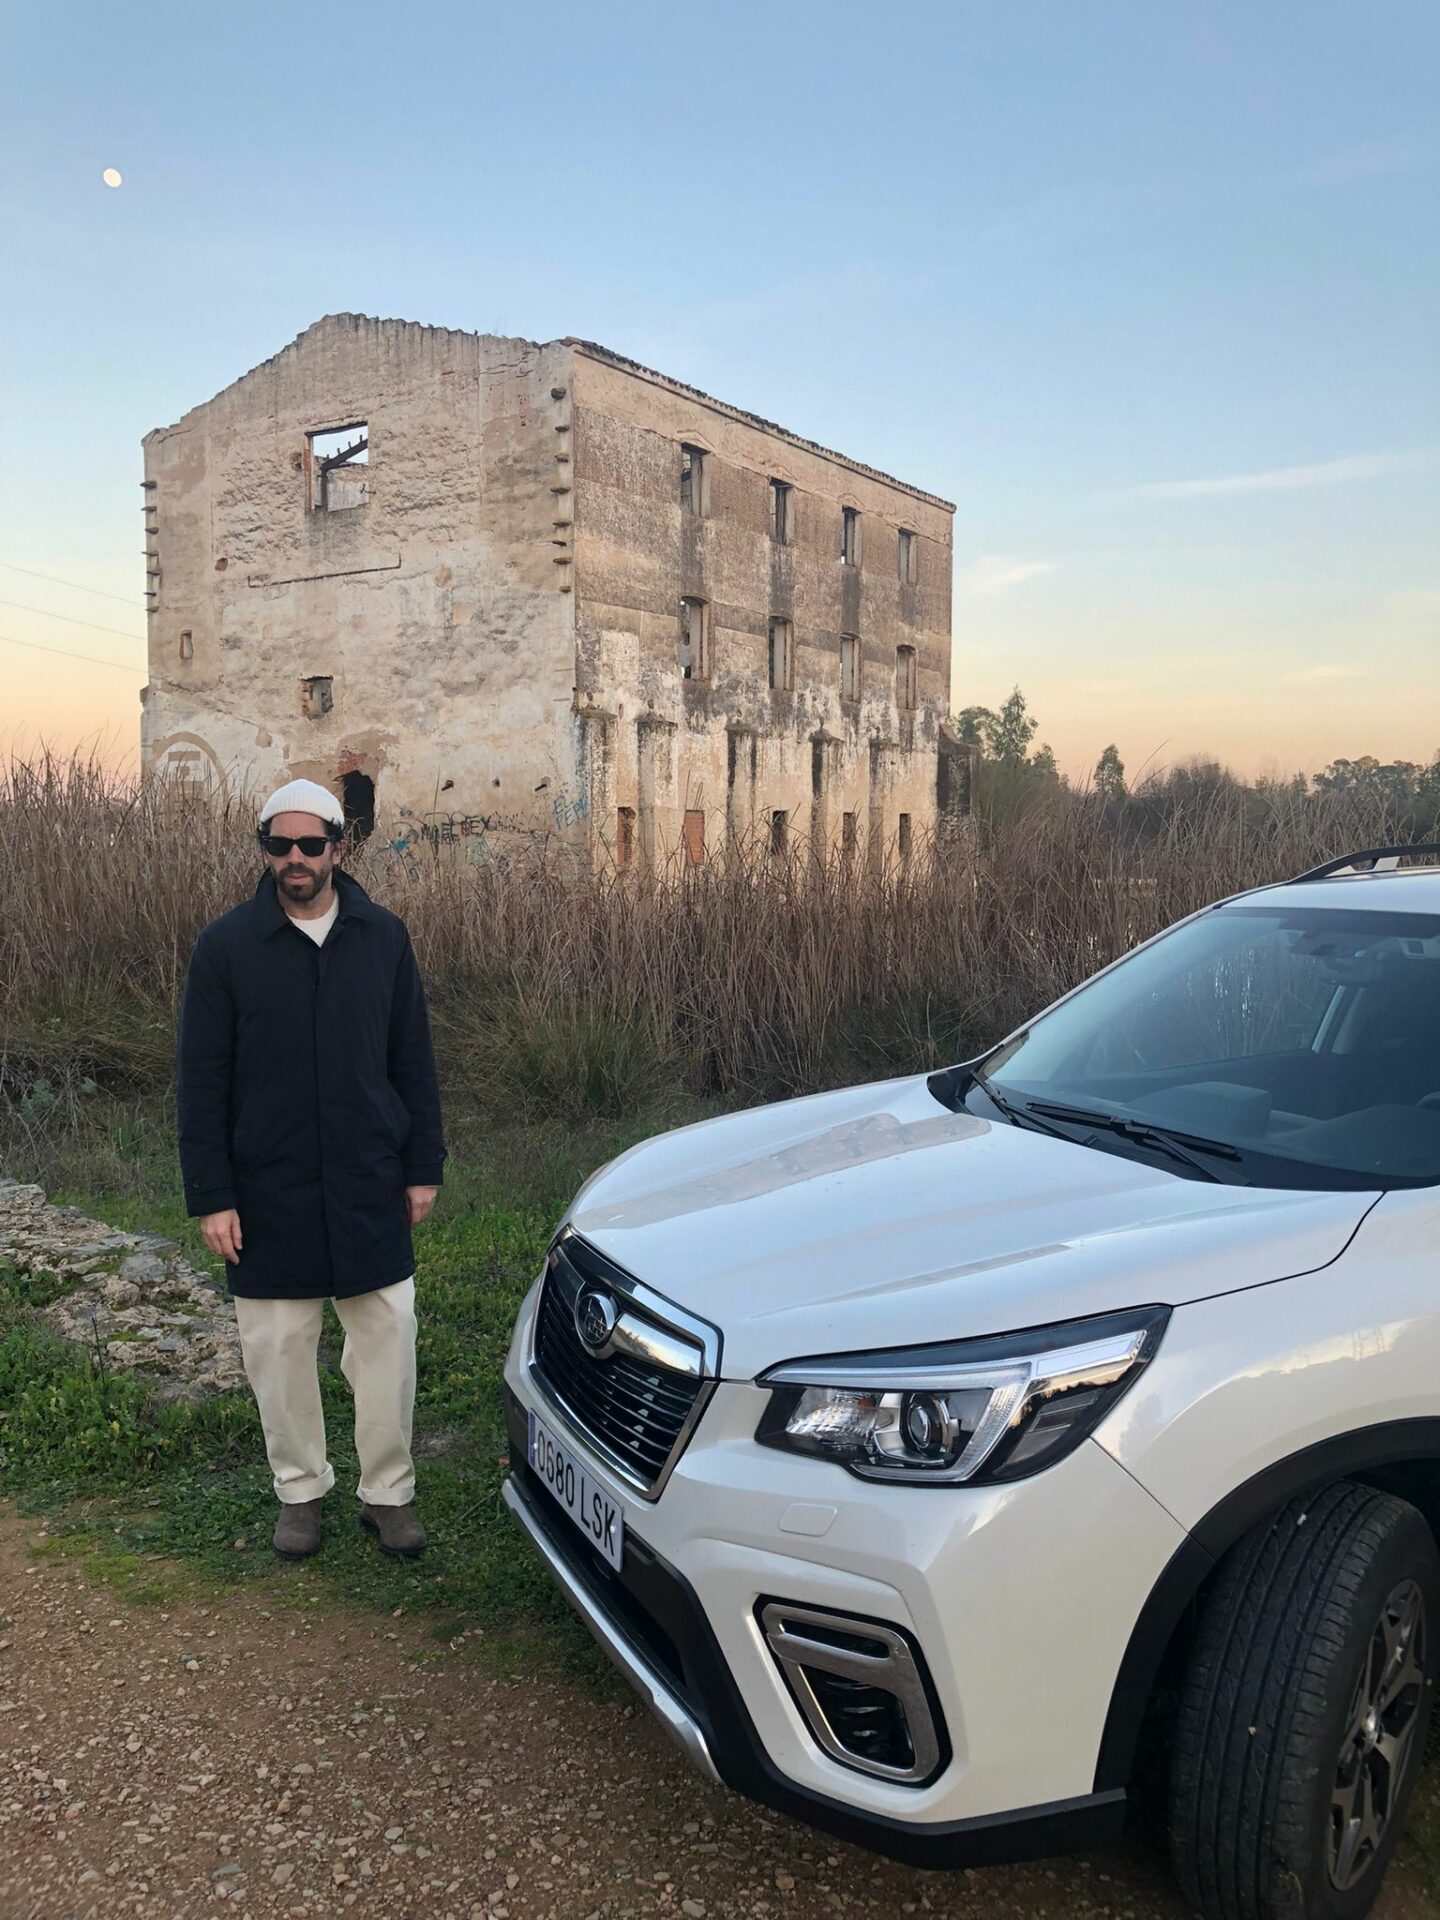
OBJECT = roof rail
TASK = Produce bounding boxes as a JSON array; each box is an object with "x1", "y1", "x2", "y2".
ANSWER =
[{"x1": 1293, "y1": 845, "x2": 1440, "y2": 883}]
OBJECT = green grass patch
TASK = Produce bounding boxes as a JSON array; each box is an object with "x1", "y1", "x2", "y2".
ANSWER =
[
  {"x1": 0, "y1": 1094, "x2": 703, "y2": 1680},
  {"x1": 435, "y1": 988, "x2": 692, "y2": 1126},
  {"x1": 0, "y1": 1257, "x2": 102, "y2": 1311}
]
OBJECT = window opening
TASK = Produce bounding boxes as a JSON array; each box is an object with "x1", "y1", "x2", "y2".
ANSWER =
[
  {"x1": 301, "y1": 675, "x2": 333, "y2": 718},
  {"x1": 768, "y1": 617, "x2": 794, "y2": 692},
  {"x1": 898, "y1": 528, "x2": 917, "y2": 584},
  {"x1": 178, "y1": 630, "x2": 194, "y2": 661},
  {"x1": 896, "y1": 644, "x2": 918, "y2": 711},
  {"x1": 616, "y1": 806, "x2": 636, "y2": 867},
  {"x1": 342, "y1": 770, "x2": 375, "y2": 842},
  {"x1": 842, "y1": 811, "x2": 858, "y2": 858},
  {"x1": 679, "y1": 597, "x2": 710, "y2": 681},
  {"x1": 840, "y1": 635, "x2": 861, "y2": 703},
  {"x1": 898, "y1": 813, "x2": 913, "y2": 861},
  {"x1": 770, "y1": 809, "x2": 789, "y2": 857},
  {"x1": 841, "y1": 506, "x2": 861, "y2": 566},
  {"x1": 770, "y1": 479, "x2": 792, "y2": 544},
  {"x1": 309, "y1": 424, "x2": 369, "y2": 513},
  {"x1": 680, "y1": 444, "x2": 709, "y2": 516}
]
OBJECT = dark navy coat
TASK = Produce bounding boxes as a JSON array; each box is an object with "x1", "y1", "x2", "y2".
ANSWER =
[{"x1": 176, "y1": 870, "x2": 446, "y2": 1299}]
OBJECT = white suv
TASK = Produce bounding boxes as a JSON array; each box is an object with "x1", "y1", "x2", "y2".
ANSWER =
[{"x1": 503, "y1": 848, "x2": 1440, "y2": 1919}]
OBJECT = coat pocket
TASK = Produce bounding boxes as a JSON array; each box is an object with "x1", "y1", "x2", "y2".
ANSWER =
[
  {"x1": 231, "y1": 1090, "x2": 299, "y2": 1173},
  {"x1": 231, "y1": 1096, "x2": 259, "y2": 1169},
  {"x1": 378, "y1": 1082, "x2": 413, "y2": 1149}
]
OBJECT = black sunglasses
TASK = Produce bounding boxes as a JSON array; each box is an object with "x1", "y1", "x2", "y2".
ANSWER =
[{"x1": 259, "y1": 832, "x2": 335, "y2": 857}]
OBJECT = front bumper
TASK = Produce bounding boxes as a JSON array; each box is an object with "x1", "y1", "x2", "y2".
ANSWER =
[
  {"x1": 501, "y1": 1463, "x2": 721, "y2": 1788},
  {"x1": 501, "y1": 1353, "x2": 1181, "y2": 1868}
]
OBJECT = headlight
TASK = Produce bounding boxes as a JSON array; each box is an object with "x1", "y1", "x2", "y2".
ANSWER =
[{"x1": 755, "y1": 1306, "x2": 1168, "y2": 1485}]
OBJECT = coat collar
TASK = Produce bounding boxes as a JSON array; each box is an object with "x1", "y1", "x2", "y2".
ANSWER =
[{"x1": 250, "y1": 867, "x2": 381, "y2": 940}]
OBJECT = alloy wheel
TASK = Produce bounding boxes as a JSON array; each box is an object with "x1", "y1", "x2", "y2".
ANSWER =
[{"x1": 1328, "y1": 1576, "x2": 1427, "y2": 1891}]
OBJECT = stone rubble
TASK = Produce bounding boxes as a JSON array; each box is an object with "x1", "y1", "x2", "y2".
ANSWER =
[{"x1": 0, "y1": 1178, "x2": 245, "y2": 1398}]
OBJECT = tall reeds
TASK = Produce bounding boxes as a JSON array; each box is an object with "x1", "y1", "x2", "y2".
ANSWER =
[{"x1": 0, "y1": 751, "x2": 1411, "y2": 1117}]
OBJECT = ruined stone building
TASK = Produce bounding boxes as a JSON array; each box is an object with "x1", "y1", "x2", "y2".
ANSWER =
[{"x1": 142, "y1": 314, "x2": 959, "y2": 866}]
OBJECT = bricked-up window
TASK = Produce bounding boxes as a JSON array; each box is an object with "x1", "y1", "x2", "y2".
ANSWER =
[
  {"x1": 683, "y1": 809, "x2": 706, "y2": 865},
  {"x1": 616, "y1": 806, "x2": 636, "y2": 867},
  {"x1": 898, "y1": 528, "x2": 918, "y2": 584},
  {"x1": 840, "y1": 634, "x2": 861, "y2": 703},
  {"x1": 895, "y1": 644, "x2": 918, "y2": 711},
  {"x1": 840, "y1": 506, "x2": 861, "y2": 566},
  {"x1": 842, "y1": 811, "x2": 858, "y2": 858},
  {"x1": 680, "y1": 444, "x2": 709, "y2": 516},
  {"x1": 770, "y1": 809, "x2": 789, "y2": 857},
  {"x1": 301, "y1": 675, "x2": 333, "y2": 718},
  {"x1": 770, "y1": 479, "x2": 792, "y2": 544},
  {"x1": 768, "y1": 617, "x2": 794, "y2": 692},
  {"x1": 898, "y1": 812, "x2": 913, "y2": 862},
  {"x1": 679, "y1": 597, "x2": 710, "y2": 681},
  {"x1": 309, "y1": 424, "x2": 369, "y2": 513}
]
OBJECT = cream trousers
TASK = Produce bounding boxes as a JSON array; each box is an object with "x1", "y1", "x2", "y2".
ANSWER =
[{"x1": 233, "y1": 1277, "x2": 417, "y2": 1507}]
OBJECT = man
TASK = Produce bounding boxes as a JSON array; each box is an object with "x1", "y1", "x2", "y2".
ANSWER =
[{"x1": 177, "y1": 778, "x2": 445, "y2": 1561}]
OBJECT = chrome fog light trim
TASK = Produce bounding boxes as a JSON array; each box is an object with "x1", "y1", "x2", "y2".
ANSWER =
[{"x1": 759, "y1": 1600, "x2": 945, "y2": 1785}]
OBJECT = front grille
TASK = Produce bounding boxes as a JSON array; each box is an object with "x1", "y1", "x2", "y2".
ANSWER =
[{"x1": 531, "y1": 1233, "x2": 715, "y2": 1496}]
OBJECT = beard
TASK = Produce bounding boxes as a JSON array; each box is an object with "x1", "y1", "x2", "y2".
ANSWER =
[{"x1": 279, "y1": 867, "x2": 325, "y2": 901}]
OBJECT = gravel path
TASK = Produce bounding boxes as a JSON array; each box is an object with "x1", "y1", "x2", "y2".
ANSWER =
[{"x1": 3, "y1": 1508, "x2": 1437, "y2": 1920}]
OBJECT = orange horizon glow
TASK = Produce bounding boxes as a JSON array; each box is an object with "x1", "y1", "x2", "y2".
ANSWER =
[{"x1": 5, "y1": 638, "x2": 1435, "y2": 790}]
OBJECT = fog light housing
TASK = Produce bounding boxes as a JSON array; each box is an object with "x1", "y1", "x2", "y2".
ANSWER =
[{"x1": 758, "y1": 1600, "x2": 947, "y2": 1786}]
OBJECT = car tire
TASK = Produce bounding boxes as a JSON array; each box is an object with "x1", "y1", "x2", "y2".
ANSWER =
[{"x1": 1170, "y1": 1479, "x2": 1438, "y2": 1920}]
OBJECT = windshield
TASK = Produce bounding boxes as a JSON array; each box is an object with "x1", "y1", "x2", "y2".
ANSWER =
[{"x1": 972, "y1": 902, "x2": 1440, "y2": 1190}]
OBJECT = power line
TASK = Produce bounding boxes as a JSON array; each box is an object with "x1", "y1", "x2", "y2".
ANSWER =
[
  {"x1": 0, "y1": 597, "x2": 146, "y2": 643},
  {"x1": 0, "y1": 561, "x2": 143, "y2": 608},
  {"x1": 0, "y1": 631, "x2": 145, "y2": 675}
]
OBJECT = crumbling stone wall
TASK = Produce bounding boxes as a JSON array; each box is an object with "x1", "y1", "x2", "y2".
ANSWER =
[
  {"x1": 141, "y1": 316, "x2": 578, "y2": 867},
  {"x1": 0, "y1": 1180, "x2": 245, "y2": 1402},
  {"x1": 141, "y1": 315, "x2": 956, "y2": 869},
  {"x1": 570, "y1": 344, "x2": 954, "y2": 866}
]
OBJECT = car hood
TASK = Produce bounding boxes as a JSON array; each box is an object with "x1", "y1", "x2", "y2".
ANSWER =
[{"x1": 567, "y1": 1073, "x2": 1378, "y2": 1379}]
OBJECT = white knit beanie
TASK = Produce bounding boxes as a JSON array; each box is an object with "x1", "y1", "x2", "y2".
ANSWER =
[{"x1": 259, "y1": 778, "x2": 345, "y2": 830}]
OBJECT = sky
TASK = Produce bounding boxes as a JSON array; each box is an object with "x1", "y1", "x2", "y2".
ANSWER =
[{"x1": 1, "y1": 0, "x2": 1436, "y2": 783}]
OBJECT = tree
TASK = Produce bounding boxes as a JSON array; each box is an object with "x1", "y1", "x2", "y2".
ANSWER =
[
  {"x1": 951, "y1": 705, "x2": 996, "y2": 750},
  {"x1": 1094, "y1": 743, "x2": 1126, "y2": 802},
  {"x1": 1031, "y1": 742, "x2": 1059, "y2": 780},
  {"x1": 1313, "y1": 757, "x2": 1430, "y2": 810},
  {"x1": 950, "y1": 689, "x2": 1044, "y2": 763},
  {"x1": 988, "y1": 686, "x2": 1038, "y2": 763},
  {"x1": 1254, "y1": 771, "x2": 1309, "y2": 801},
  {"x1": 1134, "y1": 757, "x2": 1240, "y2": 809}
]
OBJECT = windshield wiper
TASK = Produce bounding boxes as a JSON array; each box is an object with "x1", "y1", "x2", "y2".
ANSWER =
[
  {"x1": 1022, "y1": 1100, "x2": 1246, "y2": 1184},
  {"x1": 971, "y1": 1080, "x2": 1092, "y2": 1144}
]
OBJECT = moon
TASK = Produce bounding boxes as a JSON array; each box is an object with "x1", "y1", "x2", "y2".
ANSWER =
[{"x1": 102, "y1": 168, "x2": 122, "y2": 188}]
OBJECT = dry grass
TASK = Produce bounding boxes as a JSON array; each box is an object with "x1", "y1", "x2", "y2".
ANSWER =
[{"x1": 0, "y1": 750, "x2": 1418, "y2": 1120}]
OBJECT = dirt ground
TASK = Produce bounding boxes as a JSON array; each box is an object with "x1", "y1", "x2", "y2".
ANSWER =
[{"x1": 2, "y1": 1510, "x2": 1437, "y2": 1920}]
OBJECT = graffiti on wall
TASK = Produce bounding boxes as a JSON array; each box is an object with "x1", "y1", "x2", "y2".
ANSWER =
[
  {"x1": 386, "y1": 777, "x2": 592, "y2": 867},
  {"x1": 549, "y1": 786, "x2": 590, "y2": 832},
  {"x1": 386, "y1": 810, "x2": 502, "y2": 871}
]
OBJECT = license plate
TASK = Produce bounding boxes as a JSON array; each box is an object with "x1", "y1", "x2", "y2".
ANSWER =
[{"x1": 527, "y1": 1410, "x2": 625, "y2": 1572}]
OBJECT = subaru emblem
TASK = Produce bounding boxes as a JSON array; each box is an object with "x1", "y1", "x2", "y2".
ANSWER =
[{"x1": 575, "y1": 1286, "x2": 618, "y2": 1357}]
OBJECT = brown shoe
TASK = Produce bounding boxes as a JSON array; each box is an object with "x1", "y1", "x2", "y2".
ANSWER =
[
  {"x1": 360, "y1": 1501, "x2": 427, "y2": 1558},
  {"x1": 272, "y1": 1498, "x2": 323, "y2": 1560}
]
